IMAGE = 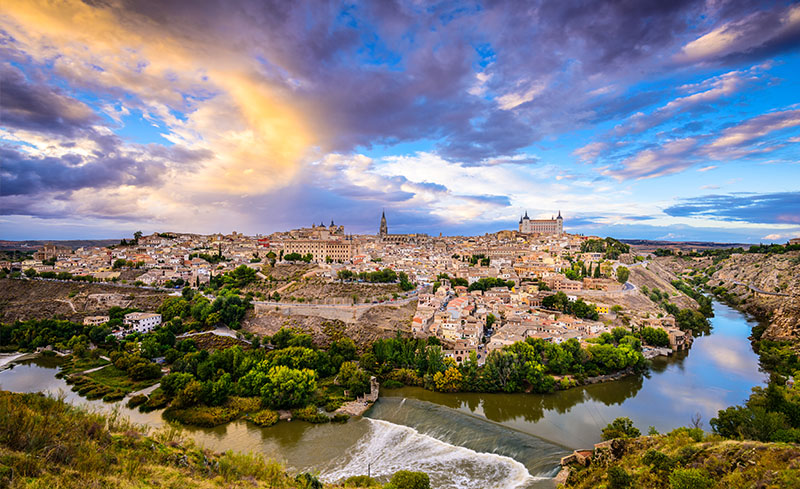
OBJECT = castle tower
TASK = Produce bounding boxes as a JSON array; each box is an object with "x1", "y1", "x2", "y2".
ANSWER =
[
  {"x1": 379, "y1": 210, "x2": 388, "y2": 237},
  {"x1": 556, "y1": 210, "x2": 563, "y2": 234}
]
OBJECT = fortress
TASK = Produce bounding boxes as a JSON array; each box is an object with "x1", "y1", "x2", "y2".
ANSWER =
[{"x1": 519, "y1": 210, "x2": 563, "y2": 235}]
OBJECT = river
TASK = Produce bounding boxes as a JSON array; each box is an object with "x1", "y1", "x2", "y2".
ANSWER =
[{"x1": 0, "y1": 300, "x2": 767, "y2": 488}]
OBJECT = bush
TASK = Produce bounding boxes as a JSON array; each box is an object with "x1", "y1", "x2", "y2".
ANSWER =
[
  {"x1": 642, "y1": 449, "x2": 674, "y2": 473},
  {"x1": 385, "y1": 470, "x2": 430, "y2": 489},
  {"x1": 294, "y1": 472, "x2": 323, "y2": 489},
  {"x1": 331, "y1": 413, "x2": 349, "y2": 423},
  {"x1": 607, "y1": 466, "x2": 631, "y2": 489},
  {"x1": 291, "y1": 406, "x2": 329, "y2": 424},
  {"x1": 342, "y1": 475, "x2": 380, "y2": 487},
  {"x1": 669, "y1": 469, "x2": 713, "y2": 489},
  {"x1": 127, "y1": 394, "x2": 147, "y2": 409},
  {"x1": 249, "y1": 409, "x2": 279, "y2": 427}
]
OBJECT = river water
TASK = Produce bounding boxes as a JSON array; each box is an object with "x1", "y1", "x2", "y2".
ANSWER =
[{"x1": 0, "y1": 301, "x2": 767, "y2": 488}]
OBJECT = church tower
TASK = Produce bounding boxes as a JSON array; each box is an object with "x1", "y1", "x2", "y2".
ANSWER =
[{"x1": 379, "y1": 210, "x2": 388, "y2": 237}]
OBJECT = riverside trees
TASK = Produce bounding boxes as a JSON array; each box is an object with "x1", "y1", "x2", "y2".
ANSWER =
[{"x1": 367, "y1": 334, "x2": 644, "y2": 394}]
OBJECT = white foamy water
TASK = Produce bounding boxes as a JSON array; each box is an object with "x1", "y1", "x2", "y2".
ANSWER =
[
  {"x1": 0, "y1": 353, "x2": 28, "y2": 370},
  {"x1": 322, "y1": 418, "x2": 539, "y2": 489}
]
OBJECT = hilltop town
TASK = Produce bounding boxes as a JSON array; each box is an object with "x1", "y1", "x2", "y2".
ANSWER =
[{"x1": 1, "y1": 212, "x2": 709, "y2": 364}]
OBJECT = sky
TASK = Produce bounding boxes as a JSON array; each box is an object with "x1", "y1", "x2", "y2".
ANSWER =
[{"x1": 1, "y1": 0, "x2": 799, "y2": 243}]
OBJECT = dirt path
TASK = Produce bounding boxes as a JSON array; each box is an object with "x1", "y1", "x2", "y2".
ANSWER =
[{"x1": 55, "y1": 298, "x2": 78, "y2": 313}]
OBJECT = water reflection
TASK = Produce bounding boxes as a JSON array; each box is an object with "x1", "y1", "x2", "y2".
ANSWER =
[
  {"x1": 0, "y1": 300, "x2": 767, "y2": 487},
  {"x1": 379, "y1": 301, "x2": 767, "y2": 449}
]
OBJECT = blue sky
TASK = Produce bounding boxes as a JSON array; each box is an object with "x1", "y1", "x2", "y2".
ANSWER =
[{"x1": 1, "y1": 0, "x2": 799, "y2": 242}]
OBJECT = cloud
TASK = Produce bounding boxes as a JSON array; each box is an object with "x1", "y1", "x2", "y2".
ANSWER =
[
  {"x1": 573, "y1": 142, "x2": 609, "y2": 164},
  {"x1": 0, "y1": 63, "x2": 99, "y2": 136},
  {"x1": 603, "y1": 138, "x2": 698, "y2": 180},
  {"x1": 664, "y1": 192, "x2": 800, "y2": 225},
  {"x1": 599, "y1": 106, "x2": 800, "y2": 180},
  {"x1": 677, "y1": 4, "x2": 800, "y2": 64},
  {"x1": 705, "y1": 108, "x2": 800, "y2": 158}
]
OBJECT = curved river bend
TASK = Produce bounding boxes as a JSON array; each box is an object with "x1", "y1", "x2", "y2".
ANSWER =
[{"x1": 0, "y1": 301, "x2": 766, "y2": 488}]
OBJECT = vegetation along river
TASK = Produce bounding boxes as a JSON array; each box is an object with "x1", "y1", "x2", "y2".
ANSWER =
[{"x1": 0, "y1": 300, "x2": 767, "y2": 488}]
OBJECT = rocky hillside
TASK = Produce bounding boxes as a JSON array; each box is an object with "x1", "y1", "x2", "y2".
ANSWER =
[
  {"x1": 627, "y1": 260, "x2": 698, "y2": 310},
  {"x1": 0, "y1": 278, "x2": 168, "y2": 323},
  {"x1": 242, "y1": 300, "x2": 416, "y2": 349},
  {"x1": 655, "y1": 251, "x2": 800, "y2": 341},
  {"x1": 560, "y1": 430, "x2": 800, "y2": 488}
]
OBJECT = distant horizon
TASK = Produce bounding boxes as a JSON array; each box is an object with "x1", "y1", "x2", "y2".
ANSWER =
[
  {"x1": 3, "y1": 223, "x2": 787, "y2": 247},
  {"x1": 1, "y1": 1, "x2": 798, "y2": 243}
]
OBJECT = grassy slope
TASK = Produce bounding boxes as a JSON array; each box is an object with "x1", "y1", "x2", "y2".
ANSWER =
[
  {"x1": 0, "y1": 390, "x2": 376, "y2": 489},
  {"x1": 561, "y1": 429, "x2": 800, "y2": 489}
]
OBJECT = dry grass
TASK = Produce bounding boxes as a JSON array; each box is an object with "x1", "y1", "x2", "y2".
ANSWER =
[{"x1": 0, "y1": 390, "x2": 382, "y2": 488}]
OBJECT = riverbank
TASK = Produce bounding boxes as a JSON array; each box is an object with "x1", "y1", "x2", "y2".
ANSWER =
[
  {"x1": 0, "y1": 390, "x2": 423, "y2": 489},
  {"x1": 0, "y1": 299, "x2": 770, "y2": 488},
  {"x1": 557, "y1": 429, "x2": 800, "y2": 488}
]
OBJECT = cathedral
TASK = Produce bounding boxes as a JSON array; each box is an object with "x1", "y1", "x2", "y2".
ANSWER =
[
  {"x1": 519, "y1": 210, "x2": 563, "y2": 235},
  {"x1": 378, "y1": 211, "x2": 428, "y2": 244}
]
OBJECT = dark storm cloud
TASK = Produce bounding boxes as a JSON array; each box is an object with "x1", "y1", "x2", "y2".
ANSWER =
[
  {"x1": 93, "y1": 0, "x2": 794, "y2": 165},
  {"x1": 0, "y1": 63, "x2": 99, "y2": 136},
  {"x1": 664, "y1": 192, "x2": 800, "y2": 225},
  {"x1": 0, "y1": 139, "x2": 209, "y2": 209},
  {"x1": 0, "y1": 146, "x2": 163, "y2": 197}
]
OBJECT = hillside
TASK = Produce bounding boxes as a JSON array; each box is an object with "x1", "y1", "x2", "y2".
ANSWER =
[
  {"x1": 654, "y1": 252, "x2": 800, "y2": 341},
  {"x1": 559, "y1": 429, "x2": 800, "y2": 488},
  {"x1": 0, "y1": 390, "x2": 417, "y2": 489},
  {"x1": 0, "y1": 278, "x2": 169, "y2": 323},
  {"x1": 243, "y1": 299, "x2": 417, "y2": 349}
]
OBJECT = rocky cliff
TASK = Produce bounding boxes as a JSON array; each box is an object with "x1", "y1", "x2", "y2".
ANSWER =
[{"x1": 655, "y1": 251, "x2": 800, "y2": 341}]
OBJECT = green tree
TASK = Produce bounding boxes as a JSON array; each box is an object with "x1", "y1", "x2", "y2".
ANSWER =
[
  {"x1": 338, "y1": 361, "x2": 371, "y2": 397},
  {"x1": 641, "y1": 327, "x2": 670, "y2": 347},
  {"x1": 602, "y1": 417, "x2": 641, "y2": 440},
  {"x1": 261, "y1": 365, "x2": 317, "y2": 409},
  {"x1": 616, "y1": 266, "x2": 630, "y2": 283}
]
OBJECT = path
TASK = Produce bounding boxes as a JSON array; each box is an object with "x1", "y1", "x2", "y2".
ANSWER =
[
  {"x1": 81, "y1": 364, "x2": 110, "y2": 374},
  {"x1": 271, "y1": 267, "x2": 325, "y2": 296},
  {"x1": 55, "y1": 298, "x2": 77, "y2": 313},
  {"x1": 177, "y1": 326, "x2": 250, "y2": 343},
  {"x1": 732, "y1": 280, "x2": 791, "y2": 297},
  {"x1": 126, "y1": 382, "x2": 161, "y2": 399}
]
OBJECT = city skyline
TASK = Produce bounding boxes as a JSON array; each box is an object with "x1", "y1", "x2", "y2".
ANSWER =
[{"x1": 2, "y1": 0, "x2": 800, "y2": 242}]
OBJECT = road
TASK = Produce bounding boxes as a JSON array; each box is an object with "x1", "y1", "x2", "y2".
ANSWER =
[{"x1": 732, "y1": 280, "x2": 790, "y2": 297}]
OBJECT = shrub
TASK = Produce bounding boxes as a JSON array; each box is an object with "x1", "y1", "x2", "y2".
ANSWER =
[
  {"x1": 642, "y1": 449, "x2": 674, "y2": 473},
  {"x1": 608, "y1": 466, "x2": 631, "y2": 489},
  {"x1": 669, "y1": 468, "x2": 713, "y2": 489},
  {"x1": 292, "y1": 406, "x2": 329, "y2": 424},
  {"x1": 249, "y1": 409, "x2": 279, "y2": 427},
  {"x1": 385, "y1": 470, "x2": 431, "y2": 489},
  {"x1": 127, "y1": 395, "x2": 147, "y2": 409},
  {"x1": 331, "y1": 413, "x2": 349, "y2": 423},
  {"x1": 295, "y1": 472, "x2": 322, "y2": 489},
  {"x1": 342, "y1": 475, "x2": 380, "y2": 487}
]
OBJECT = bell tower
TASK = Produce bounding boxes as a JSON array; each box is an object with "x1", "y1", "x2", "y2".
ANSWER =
[{"x1": 379, "y1": 210, "x2": 388, "y2": 237}]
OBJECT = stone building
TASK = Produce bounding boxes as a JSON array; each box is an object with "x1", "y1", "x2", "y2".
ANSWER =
[{"x1": 519, "y1": 210, "x2": 563, "y2": 235}]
